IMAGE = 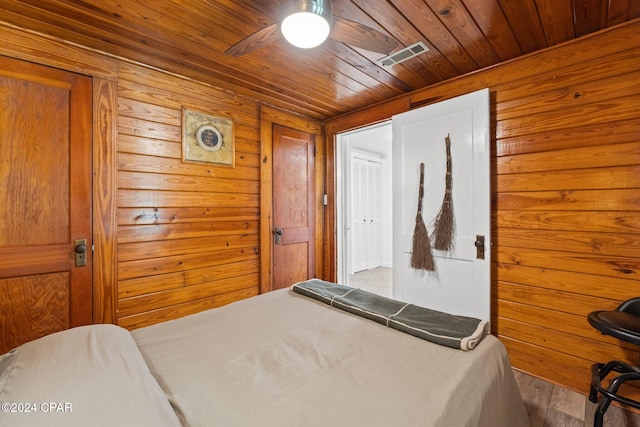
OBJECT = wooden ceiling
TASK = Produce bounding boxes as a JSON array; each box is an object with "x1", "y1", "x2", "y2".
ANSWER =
[{"x1": 1, "y1": 0, "x2": 638, "y2": 120}]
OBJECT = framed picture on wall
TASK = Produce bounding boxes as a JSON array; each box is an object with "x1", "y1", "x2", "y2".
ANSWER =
[{"x1": 182, "y1": 107, "x2": 234, "y2": 166}]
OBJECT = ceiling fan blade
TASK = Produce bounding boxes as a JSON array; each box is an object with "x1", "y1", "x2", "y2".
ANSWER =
[
  {"x1": 330, "y1": 16, "x2": 398, "y2": 55},
  {"x1": 225, "y1": 23, "x2": 280, "y2": 57}
]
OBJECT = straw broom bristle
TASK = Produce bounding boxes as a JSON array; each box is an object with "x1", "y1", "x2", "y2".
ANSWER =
[
  {"x1": 411, "y1": 162, "x2": 435, "y2": 271},
  {"x1": 432, "y1": 200, "x2": 454, "y2": 251},
  {"x1": 411, "y1": 214, "x2": 435, "y2": 271},
  {"x1": 432, "y1": 134, "x2": 455, "y2": 251}
]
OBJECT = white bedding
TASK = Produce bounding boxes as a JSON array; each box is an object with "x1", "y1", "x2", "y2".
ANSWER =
[
  {"x1": 132, "y1": 288, "x2": 529, "y2": 427},
  {"x1": 0, "y1": 324, "x2": 180, "y2": 427},
  {"x1": 0, "y1": 288, "x2": 529, "y2": 426}
]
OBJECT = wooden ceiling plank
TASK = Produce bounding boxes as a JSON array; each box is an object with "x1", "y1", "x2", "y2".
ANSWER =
[
  {"x1": 535, "y1": 0, "x2": 576, "y2": 45},
  {"x1": 423, "y1": 0, "x2": 501, "y2": 67},
  {"x1": 608, "y1": 0, "x2": 633, "y2": 26},
  {"x1": 572, "y1": 0, "x2": 607, "y2": 37},
  {"x1": 229, "y1": 0, "x2": 281, "y2": 20},
  {"x1": 242, "y1": 42, "x2": 401, "y2": 110},
  {"x1": 322, "y1": 41, "x2": 410, "y2": 101},
  {"x1": 392, "y1": 0, "x2": 479, "y2": 73},
  {"x1": 629, "y1": 1, "x2": 640, "y2": 19},
  {"x1": 289, "y1": 47, "x2": 394, "y2": 106},
  {"x1": 154, "y1": 0, "x2": 278, "y2": 50},
  {"x1": 462, "y1": 0, "x2": 523, "y2": 61},
  {"x1": 498, "y1": 0, "x2": 549, "y2": 53},
  {"x1": 194, "y1": 0, "x2": 281, "y2": 51},
  {"x1": 327, "y1": 41, "x2": 414, "y2": 93}
]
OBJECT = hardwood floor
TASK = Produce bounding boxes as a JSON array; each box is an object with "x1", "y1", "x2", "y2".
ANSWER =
[{"x1": 514, "y1": 370, "x2": 640, "y2": 427}]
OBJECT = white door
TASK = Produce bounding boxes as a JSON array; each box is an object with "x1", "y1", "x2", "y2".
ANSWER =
[
  {"x1": 366, "y1": 160, "x2": 382, "y2": 269},
  {"x1": 351, "y1": 156, "x2": 368, "y2": 272},
  {"x1": 392, "y1": 88, "x2": 490, "y2": 322},
  {"x1": 351, "y1": 154, "x2": 383, "y2": 273}
]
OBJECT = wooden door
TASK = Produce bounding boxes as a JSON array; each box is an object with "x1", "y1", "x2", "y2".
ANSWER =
[
  {"x1": 272, "y1": 125, "x2": 315, "y2": 290},
  {"x1": 0, "y1": 56, "x2": 93, "y2": 354},
  {"x1": 392, "y1": 88, "x2": 490, "y2": 321}
]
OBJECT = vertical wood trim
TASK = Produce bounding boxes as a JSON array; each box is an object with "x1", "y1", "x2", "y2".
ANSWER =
[
  {"x1": 69, "y1": 70, "x2": 94, "y2": 325},
  {"x1": 259, "y1": 110, "x2": 274, "y2": 294},
  {"x1": 323, "y1": 131, "x2": 337, "y2": 281},
  {"x1": 313, "y1": 127, "x2": 325, "y2": 281},
  {"x1": 92, "y1": 77, "x2": 118, "y2": 324},
  {"x1": 260, "y1": 106, "x2": 323, "y2": 293}
]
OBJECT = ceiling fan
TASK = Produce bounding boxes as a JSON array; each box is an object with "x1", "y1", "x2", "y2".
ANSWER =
[{"x1": 225, "y1": 0, "x2": 398, "y2": 57}]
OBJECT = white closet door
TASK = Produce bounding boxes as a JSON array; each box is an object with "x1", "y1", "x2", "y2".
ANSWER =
[
  {"x1": 367, "y1": 161, "x2": 382, "y2": 269},
  {"x1": 351, "y1": 154, "x2": 383, "y2": 273},
  {"x1": 351, "y1": 156, "x2": 368, "y2": 273}
]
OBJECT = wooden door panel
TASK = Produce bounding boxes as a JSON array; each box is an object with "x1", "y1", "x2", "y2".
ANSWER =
[
  {"x1": 273, "y1": 243, "x2": 310, "y2": 287},
  {"x1": 0, "y1": 81, "x2": 70, "y2": 245},
  {"x1": 0, "y1": 273, "x2": 70, "y2": 351},
  {"x1": 279, "y1": 226, "x2": 310, "y2": 245},
  {"x1": 272, "y1": 125, "x2": 315, "y2": 290},
  {"x1": 0, "y1": 56, "x2": 92, "y2": 354},
  {"x1": 0, "y1": 245, "x2": 71, "y2": 278}
]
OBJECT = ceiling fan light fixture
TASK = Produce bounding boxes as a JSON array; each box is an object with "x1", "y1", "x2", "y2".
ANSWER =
[{"x1": 280, "y1": 0, "x2": 333, "y2": 49}]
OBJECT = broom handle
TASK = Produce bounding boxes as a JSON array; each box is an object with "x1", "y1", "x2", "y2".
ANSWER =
[
  {"x1": 444, "y1": 134, "x2": 452, "y2": 200},
  {"x1": 417, "y1": 162, "x2": 425, "y2": 218}
]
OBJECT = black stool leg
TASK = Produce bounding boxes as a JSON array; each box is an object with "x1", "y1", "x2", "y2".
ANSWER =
[
  {"x1": 591, "y1": 363, "x2": 608, "y2": 427},
  {"x1": 594, "y1": 395, "x2": 610, "y2": 427},
  {"x1": 591, "y1": 361, "x2": 640, "y2": 427},
  {"x1": 590, "y1": 363, "x2": 604, "y2": 403}
]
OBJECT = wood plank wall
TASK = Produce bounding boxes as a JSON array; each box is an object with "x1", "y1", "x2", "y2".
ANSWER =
[
  {"x1": 491, "y1": 35, "x2": 640, "y2": 393},
  {"x1": 325, "y1": 20, "x2": 640, "y2": 395},
  {"x1": 114, "y1": 64, "x2": 264, "y2": 329}
]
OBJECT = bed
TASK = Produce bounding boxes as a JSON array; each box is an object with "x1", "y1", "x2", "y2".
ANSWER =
[{"x1": 0, "y1": 279, "x2": 529, "y2": 427}]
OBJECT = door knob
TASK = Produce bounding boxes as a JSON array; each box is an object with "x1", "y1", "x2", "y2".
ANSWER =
[
  {"x1": 474, "y1": 235, "x2": 485, "y2": 260},
  {"x1": 74, "y1": 238, "x2": 87, "y2": 267},
  {"x1": 274, "y1": 227, "x2": 283, "y2": 244}
]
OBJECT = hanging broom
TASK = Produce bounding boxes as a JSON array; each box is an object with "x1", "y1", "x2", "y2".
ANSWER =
[
  {"x1": 411, "y1": 162, "x2": 435, "y2": 271},
  {"x1": 432, "y1": 134, "x2": 455, "y2": 251}
]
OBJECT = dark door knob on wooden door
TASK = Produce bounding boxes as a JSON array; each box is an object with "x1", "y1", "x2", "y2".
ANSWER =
[
  {"x1": 274, "y1": 227, "x2": 283, "y2": 244},
  {"x1": 74, "y1": 238, "x2": 87, "y2": 266}
]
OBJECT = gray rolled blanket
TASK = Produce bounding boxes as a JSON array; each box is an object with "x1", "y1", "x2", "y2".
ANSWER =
[{"x1": 292, "y1": 279, "x2": 488, "y2": 351}]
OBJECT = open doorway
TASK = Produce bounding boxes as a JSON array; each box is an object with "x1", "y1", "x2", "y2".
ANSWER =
[{"x1": 336, "y1": 122, "x2": 393, "y2": 298}]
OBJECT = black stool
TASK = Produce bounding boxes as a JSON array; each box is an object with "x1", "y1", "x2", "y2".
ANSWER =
[{"x1": 588, "y1": 298, "x2": 640, "y2": 427}]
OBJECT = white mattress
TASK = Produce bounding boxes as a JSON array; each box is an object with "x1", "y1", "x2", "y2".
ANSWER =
[{"x1": 132, "y1": 288, "x2": 529, "y2": 427}]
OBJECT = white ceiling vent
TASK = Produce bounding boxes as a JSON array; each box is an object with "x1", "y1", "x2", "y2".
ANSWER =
[{"x1": 378, "y1": 41, "x2": 429, "y2": 67}]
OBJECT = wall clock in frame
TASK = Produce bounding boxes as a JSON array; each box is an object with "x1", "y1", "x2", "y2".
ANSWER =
[{"x1": 182, "y1": 108, "x2": 234, "y2": 167}]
